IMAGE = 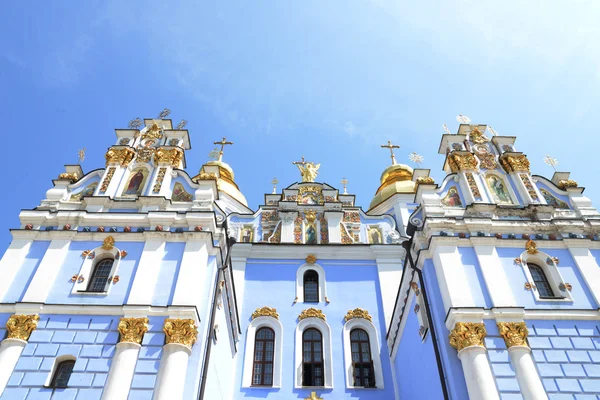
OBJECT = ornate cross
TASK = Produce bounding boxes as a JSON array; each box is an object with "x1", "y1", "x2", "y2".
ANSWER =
[
  {"x1": 381, "y1": 140, "x2": 400, "y2": 165},
  {"x1": 77, "y1": 148, "x2": 86, "y2": 165},
  {"x1": 544, "y1": 155, "x2": 558, "y2": 171},
  {"x1": 157, "y1": 108, "x2": 171, "y2": 119},
  {"x1": 271, "y1": 177, "x2": 279, "y2": 194},
  {"x1": 340, "y1": 177, "x2": 348, "y2": 194},
  {"x1": 213, "y1": 137, "x2": 233, "y2": 162},
  {"x1": 293, "y1": 156, "x2": 307, "y2": 166}
]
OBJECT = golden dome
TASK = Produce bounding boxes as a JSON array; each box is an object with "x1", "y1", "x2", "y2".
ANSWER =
[
  {"x1": 193, "y1": 160, "x2": 248, "y2": 206},
  {"x1": 369, "y1": 163, "x2": 416, "y2": 209}
]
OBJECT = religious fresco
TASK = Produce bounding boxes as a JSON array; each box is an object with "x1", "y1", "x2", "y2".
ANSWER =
[
  {"x1": 486, "y1": 175, "x2": 513, "y2": 204},
  {"x1": 299, "y1": 186, "x2": 323, "y2": 205},
  {"x1": 121, "y1": 168, "x2": 149, "y2": 197},
  {"x1": 305, "y1": 223, "x2": 317, "y2": 244},
  {"x1": 541, "y1": 188, "x2": 569, "y2": 209},
  {"x1": 69, "y1": 182, "x2": 98, "y2": 201},
  {"x1": 239, "y1": 225, "x2": 254, "y2": 243},
  {"x1": 172, "y1": 182, "x2": 193, "y2": 202},
  {"x1": 367, "y1": 226, "x2": 383, "y2": 244},
  {"x1": 441, "y1": 187, "x2": 463, "y2": 207}
]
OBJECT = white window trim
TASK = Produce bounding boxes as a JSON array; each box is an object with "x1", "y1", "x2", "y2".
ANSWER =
[
  {"x1": 295, "y1": 317, "x2": 333, "y2": 389},
  {"x1": 296, "y1": 263, "x2": 327, "y2": 303},
  {"x1": 45, "y1": 354, "x2": 76, "y2": 387},
  {"x1": 343, "y1": 318, "x2": 384, "y2": 389},
  {"x1": 520, "y1": 250, "x2": 573, "y2": 302},
  {"x1": 482, "y1": 171, "x2": 519, "y2": 206},
  {"x1": 242, "y1": 316, "x2": 283, "y2": 388},
  {"x1": 71, "y1": 247, "x2": 121, "y2": 295}
]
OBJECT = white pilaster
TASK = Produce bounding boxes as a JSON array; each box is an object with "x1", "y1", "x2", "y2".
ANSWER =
[
  {"x1": 0, "y1": 239, "x2": 33, "y2": 302},
  {"x1": 508, "y1": 346, "x2": 548, "y2": 400},
  {"x1": 567, "y1": 246, "x2": 600, "y2": 305},
  {"x1": 102, "y1": 342, "x2": 141, "y2": 400},
  {"x1": 432, "y1": 245, "x2": 475, "y2": 310},
  {"x1": 171, "y1": 240, "x2": 209, "y2": 306},
  {"x1": 0, "y1": 339, "x2": 26, "y2": 395},
  {"x1": 127, "y1": 239, "x2": 166, "y2": 304},
  {"x1": 473, "y1": 244, "x2": 516, "y2": 307},
  {"x1": 153, "y1": 343, "x2": 192, "y2": 400},
  {"x1": 280, "y1": 212, "x2": 297, "y2": 243},
  {"x1": 457, "y1": 346, "x2": 500, "y2": 400},
  {"x1": 324, "y1": 211, "x2": 343, "y2": 244},
  {"x1": 22, "y1": 238, "x2": 73, "y2": 303},
  {"x1": 373, "y1": 253, "x2": 403, "y2": 328}
]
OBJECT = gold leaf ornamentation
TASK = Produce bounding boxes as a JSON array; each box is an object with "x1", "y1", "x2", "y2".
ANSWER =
[
  {"x1": 469, "y1": 127, "x2": 490, "y2": 144},
  {"x1": 497, "y1": 322, "x2": 529, "y2": 348},
  {"x1": 153, "y1": 168, "x2": 167, "y2": 193},
  {"x1": 448, "y1": 152, "x2": 479, "y2": 173},
  {"x1": 102, "y1": 236, "x2": 115, "y2": 251},
  {"x1": 416, "y1": 176, "x2": 435, "y2": 185},
  {"x1": 448, "y1": 322, "x2": 487, "y2": 352},
  {"x1": 305, "y1": 210, "x2": 317, "y2": 223},
  {"x1": 136, "y1": 147, "x2": 156, "y2": 163},
  {"x1": 100, "y1": 167, "x2": 116, "y2": 192},
  {"x1": 163, "y1": 318, "x2": 198, "y2": 348},
  {"x1": 142, "y1": 123, "x2": 163, "y2": 140},
  {"x1": 344, "y1": 308, "x2": 372, "y2": 322},
  {"x1": 198, "y1": 172, "x2": 217, "y2": 180},
  {"x1": 500, "y1": 154, "x2": 530, "y2": 173},
  {"x1": 118, "y1": 317, "x2": 149, "y2": 344},
  {"x1": 154, "y1": 148, "x2": 184, "y2": 168},
  {"x1": 475, "y1": 153, "x2": 497, "y2": 170},
  {"x1": 105, "y1": 147, "x2": 136, "y2": 167},
  {"x1": 58, "y1": 172, "x2": 79, "y2": 182},
  {"x1": 557, "y1": 179, "x2": 578, "y2": 190},
  {"x1": 6, "y1": 314, "x2": 40, "y2": 341},
  {"x1": 251, "y1": 306, "x2": 279, "y2": 320},
  {"x1": 299, "y1": 308, "x2": 326, "y2": 321},
  {"x1": 304, "y1": 392, "x2": 323, "y2": 400},
  {"x1": 524, "y1": 282, "x2": 535, "y2": 291},
  {"x1": 525, "y1": 239, "x2": 538, "y2": 254},
  {"x1": 306, "y1": 254, "x2": 317, "y2": 264}
]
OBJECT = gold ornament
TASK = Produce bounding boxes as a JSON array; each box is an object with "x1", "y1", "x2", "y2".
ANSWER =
[
  {"x1": 299, "y1": 308, "x2": 326, "y2": 321},
  {"x1": 557, "y1": 179, "x2": 578, "y2": 190},
  {"x1": 306, "y1": 254, "x2": 317, "y2": 264},
  {"x1": 469, "y1": 127, "x2": 489, "y2": 144},
  {"x1": 100, "y1": 167, "x2": 116, "y2": 192},
  {"x1": 136, "y1": 147, "x2": 156, "y2": 163},
  {"x1": 344, "y1": 308, "x2": 372, "y2": 322},
  {"x1": 497, "y1": 322, "x2": 529, "y2": 348},
  {"x1": 154, "y1": 148, "x2": 184, "y2": 168},
  {"x1": 197, "y1": 172, "x2": 217, "y2": 181},
  {"x1": 58, "y1": 172, "x2": 79, "y2": 182},
  {"x1": 142, "y1": 123, "x2": 163, "y2": 140},
  {"x1": 153, "y1": 168, "x2": 167, "y2": 193},
  {"x1": 448, "y1": 322, "x2": 487, "y2": 352},
  {"x1": 251, "y1": 306, "x2": 279, "y2": 320},
  {"x1": 102, "y1": 236, "x2": 115, "y2": 251},
  {"x1": 416, "y1": 176, "x2": 435, "y2": 185},
  {"x1": 305, "y1": 210, "x2": 317, "y2": 223},
  {"x1": 163, "y1": 318, "x2": 198, "y2": 348},
  {"x1": 118, "y1": 317, "x2": 149, "y2": 344},
  {"x1": 304, "y1": 392, "x2": 323, "y2": 400},
  {"x1": 500, "y1": 154, "x2": 531, "y2": 173},
  {"x1": 476, "y1": 153, "x2": 497, "y2": 170},
  {"x1": 525, "y1": 239, "x2": 538, "y2": 254},
  {"x1": 448, "y1": 152, "x2": 479, "y2": 172},
  {"x1": 293, "y1": 157, "x2": 321, "y2": 182},
  {"x1": 105, "y1": 147, "x2": 136, "y2": 167},
  {"x1": 6, "y1": 314, "x2": 40, "y2": 341}
]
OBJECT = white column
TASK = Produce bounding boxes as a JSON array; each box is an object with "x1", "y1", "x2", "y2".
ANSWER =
[
  {"x1": 22, "y1": 238, "x2": 73, "y2": 303},
  {"x1": 324, "y1": 211, "x2": 343, "y2": 243},
  {"x1": 508, "y1": 346, "x2": 548, "y2": 400},
  {"x1": 457, "y1": 346, "x2": 500, "y2": 400},
  {"x1": 0, "y1": 239, "x2": 33, "y2": 302},
  {"x1": 102, "y1": 317, "x2": 149, "y2": 400},
  {"x1": 153, "y1": 318, "x2": 198, "y2": 400},
  {"x1": 0, "y1": 339, "x2": 26, "y2": 395}
]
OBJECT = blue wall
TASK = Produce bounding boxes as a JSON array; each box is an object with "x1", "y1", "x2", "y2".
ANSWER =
[
  {"x1": 234, "y1": 259, "x2": 395, "y2": 399},
  {"x1": 2, "y1": 241, "x2": 49, "y2": 303}
]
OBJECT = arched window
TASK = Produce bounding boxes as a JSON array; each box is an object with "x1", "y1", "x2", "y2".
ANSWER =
[
  {"x1": 87, "y1": 259, "x2": 113, "y2": 292},
  {"x1": 303, "y1": 270, "x2": 319, "y2": 303},
  {"x1": 252, "y1": 327, "x2": 275, "y2": 386},
  {"x1": 350, "y1": 329, "x2": 375, "y2": 387},
  {"x1": 50, "y1": 359, "x2": 75, "y2": 388},
  {"x1": 302, "y1": 328, "x2": 324, "y2": 387},
  {"x1": 528, "y1": 263, "x2": 555, "y2": 298}
]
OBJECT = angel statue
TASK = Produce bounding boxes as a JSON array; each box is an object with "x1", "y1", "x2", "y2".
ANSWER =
[{"x1": 294, "y1": 157, "x2": 320, "y2": 182}]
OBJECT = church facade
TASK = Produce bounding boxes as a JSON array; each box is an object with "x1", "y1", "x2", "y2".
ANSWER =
[{"x1": 0, "y1": 115, "x2": 598, "y2": 400}]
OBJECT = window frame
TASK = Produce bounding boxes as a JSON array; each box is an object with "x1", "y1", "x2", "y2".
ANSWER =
[
  {"x1": 350, "y1": 328, "x2": 375, "y2": 388},
  {"x1": 302, "y1": 328, "x2": 324, "y2": 387},
  {"x1": 252, "y1": 327, "x2": 276, "y2": 386},
  {"x1": 45, "y1": 355, "x2": 77, "y2": 389},
  {"x1": 303, "y1": 270, "x2": 319, "y2": 303},
  {"x1": 296, "y1": 263, "x2": 327, "y2": 303},
  {"x1": 520, "y1": 250, "x2": 573, "y2": 302},
  {"x1": 295, "y1": 317, "x2": 333, "y2": 388},
  {"x1": 71, "y1": 246, "x2": 121, "y2": 295},
  {"x1": 242, "y1": 316, "x2": 283, "y2": 388},
  {"x1": 342, "y1": 317, "x2": 384, "y2": 389},
  {"x1": 86, "y1": 258, "x2": 114, "y2": 293}
]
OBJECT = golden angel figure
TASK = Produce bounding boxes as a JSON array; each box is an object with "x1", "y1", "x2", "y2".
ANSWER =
[{"x1": 296, "y1": 162, "x2": 320, "y2": 182}]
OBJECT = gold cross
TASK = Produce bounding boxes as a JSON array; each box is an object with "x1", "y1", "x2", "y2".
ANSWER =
[
  {"x1": 293, "y1": 156, "x2": 307, "y2": 166},
  {"x1": 304, "y1": 392, "x2": 323, "y2": 400},
  {"x1": 213, "y1": 137, "x2": 233, "y2": 162},
  {"x1": 381, "y1": 140, "x2": 400, "y2": 165}
]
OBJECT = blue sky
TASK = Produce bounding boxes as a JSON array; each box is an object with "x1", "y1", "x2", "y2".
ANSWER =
[{"x1": 1, "y1": 1, "x2": 599, "y2": 247}]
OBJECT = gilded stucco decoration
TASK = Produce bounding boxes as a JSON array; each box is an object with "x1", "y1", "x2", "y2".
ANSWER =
[
  {"x1": 136, "y1": 148, "x2": 156, "y2": 163},
  {"x1": 102, "y1": 236, "x2": 115, "y2": 251},
  {"x1": 500, "y1": 154, "x2": 531, "y2": 173},
  {"x1": 299, "y1": 308, "x2": 326, "y2": 321},
  {"x1": 475, "y1": 153, "x2": 497, "y2": 170},
  {"x1": 105, "y1": 147, "x2": 136, "y2": 167},
  {"x1": 497, "y1": 322, "x2": 529, "y2": 348},
  {"x1": 6, "y1": 314, "x2": 40, "y2": 341},
  {"x1": 251, "y1": 306, "x2": 279, "y2": 320},
  {"x1": 293, "y1": 215, "x2": 303, "y2": 244},
  {"x1": 306, "y1": 254, "x2": 317, "y2": 264},
  {"x1": 299, "y1": 186, "x2": 324, "y2": 205},
  {"x1": 154, "y1": 148, "x2": 184, "y2": 168},
  {"x1": 58, "y1": 172, "x2": 79, "y2": 182},
  {"x1": 557, "y1": 179, "x2": 578, "y2": 190},
  {"x1": 100, "y1": 167, "x2": 116, "y2": 192},
  {"x1": 468, "y1": 127, "x2": 490, "y2": 144},
  {"x1": 465, "y1": 173, "x2": 482, "y2": 199},
  {"x1": 118, "y1": 317, "x2": 149, "y2": 344},
  {"x1": 197, "y1": 172, "x2": 217, "y2": 181},
  {"x1": 520, "y1": 174, "x2": 539, "y2": 201},
  {"x1": 525, "y1": 239, "x2": 538, "y2": 254},
  {"x1": 153, "y1": 168, "x2": 167, "y2": 193},
  {"x1": 448, "y1": 152, "x2": 479, "y2": 173},
  {"x1": 304, "y1": 392, "x2": 323, "y2": 400},
  {"x1": 416, "y1": 176, "x2": 435, "y2": 185},
  {"x1": 344, "y1": 308, "x2": 372, "y2": 322},
  {"x1": 448, "y1": 322, "x2": 487, "y2": 352},
  {"x1": 319, "y1": 214, "x2": 329, "y2": 244},
  {"x1": 142, "y1": 123, "x2": 163, "y2": 140},
  {"x1": 163, "y1": 318, "x2": 198, "y2": 348}
]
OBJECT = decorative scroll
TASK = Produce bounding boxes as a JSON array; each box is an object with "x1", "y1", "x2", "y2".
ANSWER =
[
  {"x1": 251, "y1": 306, "x2": 279, "y2": 320},
  {"x1": 500, "y1": 154, "x2": 530, "y2": 173},
  {"x1": 102, "y1": 236, "x2": 115, "y2": 251},
  {"x1": 557, "y1": 179, "x2": 578, "y2": 190},
  {"x1": 448, "y1": 152, "x2": 478, "y2": 173},
  {"x1": 299, "y1": 308, "x2": 326, "y2": 321},
  {"x1": 519, "y1": 174, "x2": 539, "y2": 201},
  {"x1": 448, "y1": 322, "x2": 486, "y2": 352},
  {"x1": 163, "y1": 318, "x2": 198, "y2": 348},
  {"x1": 100, "y1": 167, "x2": 116, "y2": 192},
  {"x1": 525, "y1": 239, "x2": 538, "y2": 254},
  {"x1": 344, "y1": 308, "x2": 372, "y2": 322},
  {"x1": 155, "y1": 148, "x2": 184, "y2": 168},
  {"x1": 153, "y1": 168, "x2": 167, "y2": 193},
  {"x1": 6, "y1": 314, "x2": 40, "y2": 341},
  {"x1": 306, "y1": 254, "x2": 317, "y2": 264},
  {"x1": 105, "y1": 147, "x2": 136, "y2": 167},
  {"x1": 465, "y1": 173, "x2": 482, "y2": 200},
  {"x1": 118, "y1": 317, "x2": 149, "y2": 344},
  {"x1": 497, "y1": 322, "x2": 528, "y2": 348}
]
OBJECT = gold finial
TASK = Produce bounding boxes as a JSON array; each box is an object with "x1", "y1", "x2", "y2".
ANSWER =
[
  {"x1": 213, "y1": 137, "x2": 233, "y2": 162},
  {"x1": 293, "y1": 156, "x2": 320, "y2": 182},
  {"x1": 381, "y1": 140, "x2": 400, "y2": 165},
  {"x1": 77, "y1": 148, "x2": 86, "y2": 165},
  {"x1": 304, "y1": 392, "x2": 323, "y2": 400},
  {"x1": 271, "y1": 177, "x2": 279, "y2": 194},
  {"x1": 340, "y1": 177, "x2": 348, "y2": 194}
]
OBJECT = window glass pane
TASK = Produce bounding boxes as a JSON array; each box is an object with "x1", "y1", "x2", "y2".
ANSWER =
[
  {"x1": 528, "y1": 264, "x2": 555, "y2": 297},
  {"x1": 52, "y1": 360, "x2": 75, "y2": 388}
]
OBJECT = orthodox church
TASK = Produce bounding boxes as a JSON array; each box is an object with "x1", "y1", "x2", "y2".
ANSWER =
[{"x1": 0, "y1": 113, "x2": 598, "y2": 400}]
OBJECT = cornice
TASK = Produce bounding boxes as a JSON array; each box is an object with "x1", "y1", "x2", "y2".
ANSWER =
[{"x1": 231, "y1": 243, "x2": 405, "y2": 261}]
